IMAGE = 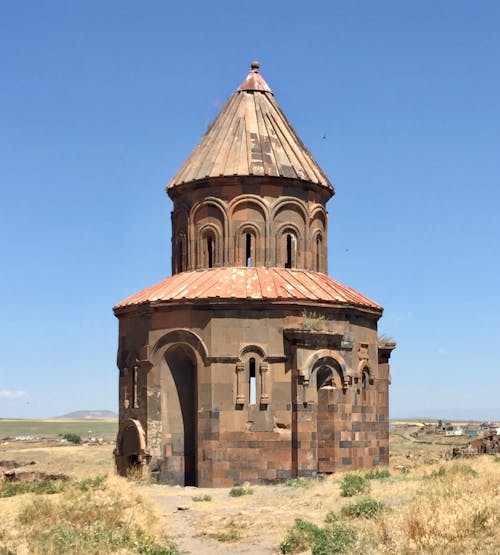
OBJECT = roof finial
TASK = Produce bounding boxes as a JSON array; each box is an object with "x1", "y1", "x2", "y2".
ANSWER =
[{"x1": 237, "y1": 61, "x2": 272, "y2": 93}]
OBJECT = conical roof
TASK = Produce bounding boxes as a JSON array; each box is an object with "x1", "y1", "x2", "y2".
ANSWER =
[{"x1": 167, "y1": 62, "x2": 333, "y2": 191}]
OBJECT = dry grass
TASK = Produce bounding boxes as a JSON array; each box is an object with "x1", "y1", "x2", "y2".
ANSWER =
[
  {"x1": 0, "y1": 442, "x2": 115, "y2": 479},
  {"x1": 0, "y1": 474, "x2": 178, "y2": 555},
  {"x1": 1, "y1": 422, "x2": 499, "y2": 554}
]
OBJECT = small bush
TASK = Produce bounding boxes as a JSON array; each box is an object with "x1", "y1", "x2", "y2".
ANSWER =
[
  {"x1": 471, "y1": 509, "x2": 490, "y2": 532},
  {"x1": 279, "y1": 518, "x2": 322, "y2": 554},
  {"x1": 214, "y1": 529, "x2": 240, "y2": 543},
  {"x1": 78, "y1": 475, "x2": 106, "y2": 492},
  {"x1": 341, "y1": 498, "x2": 386, "y2": 520},
  {"x1": 425, "y1": 466, "x2": 447, "y2": 480},
  {"x1": 284, "y1": 477, "x2": 313, "y2": 488},
  {"x1": 303, "y1": 310, "x2": 325, "y2": 331},
  {"x1": 192, "y1": 494, "x2": 212, "y2": 502},
  {"x1": 229, "y1": 486, "x2": 253, "y2": 497},
  {"x1": 494, "y1": 455, "x2": 500, "y2": 463},
  {"x1": 365, "y1": 467, "x2": 391, "y2": 480},
  {"x1": 279, "y1": 518, "x2": 357, "y2": 554},
  {"x1": 314, "y1": 523, "x2": 357, "y2": 555},
  {"x1": 324, "y1": 511, "x2": 338, "y2": 525},
  {"x1": 339, "y1": 473, "x2": 370, "y2": 497},
  {"x1": 63, "y1": 433, "x2": 82, "y2": 445}
]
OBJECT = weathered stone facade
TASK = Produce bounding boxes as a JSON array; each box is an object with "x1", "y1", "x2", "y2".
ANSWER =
[{"x1": 114, "y1": 63, "x2": 395, "y2": 486}]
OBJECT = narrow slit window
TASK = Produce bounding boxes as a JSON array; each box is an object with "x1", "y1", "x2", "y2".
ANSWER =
[
  {"x1": 249, "y1": 357, "x2": 256, "y2": 404},
  {"x1": 285, "y1": 234, "x2": 293, "y2": 268},
  {"x1": 178, "y1": 240, "x2": 184, "y2": 272},
  {"x1": 315, "y1": 234, "x2": 322, "y2": 272},
  {"x1": 207, "y1": 236, "x2": 213, "y2": 268},
  {"x1": 245, "y1": 233, "x2": 252, "y2": 267},
  {"x1": 132, "y1": 366, "x2": 138, "y2": 408}
]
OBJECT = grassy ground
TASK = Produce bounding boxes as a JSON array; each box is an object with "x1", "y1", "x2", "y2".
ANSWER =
[
  {"x1": 1, "y1": 420, "x2": 498, "y2": 554},
  {"x1": 0, "y1": 418, "x2": 117, "y2": 441}
]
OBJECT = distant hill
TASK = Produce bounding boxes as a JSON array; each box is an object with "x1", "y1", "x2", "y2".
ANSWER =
[{"x1": 56, "y1": 410, "x2": 118, "y2": 419}]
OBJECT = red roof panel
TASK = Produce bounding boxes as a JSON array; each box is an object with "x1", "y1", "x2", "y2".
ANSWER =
[{"x1": 114, "y1": 268, "x2": 382, "y2": 312}]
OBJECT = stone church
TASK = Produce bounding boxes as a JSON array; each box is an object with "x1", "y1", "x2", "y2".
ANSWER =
[{"x1": 114, "y1": 62, "x2": 395, "y2": 487}]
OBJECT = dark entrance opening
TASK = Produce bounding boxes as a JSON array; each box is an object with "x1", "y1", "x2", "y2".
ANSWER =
[
  {"x1": 127, "y1": 454, "x2": 140, "y2": 471},
  {"x1": 165, "y1": 346, "x2": 197, "y2": 486}
]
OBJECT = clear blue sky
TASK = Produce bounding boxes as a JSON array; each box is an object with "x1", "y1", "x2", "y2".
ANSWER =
[{"x1": 1, "y1": 1, "x2": 499, "y2": 420}]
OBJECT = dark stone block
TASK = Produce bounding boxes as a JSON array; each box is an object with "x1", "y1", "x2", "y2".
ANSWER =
[{"x1": 276, "y1": 469, "x2": 292, "y2": 479}]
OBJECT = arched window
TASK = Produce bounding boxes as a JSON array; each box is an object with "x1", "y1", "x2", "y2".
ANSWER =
[
  {"x1": 285, "y1": 234, "x2": 295, "y2": 268},
  {"x1": 176, "y1": 233, "x2": 187, "y2": 273},
  {"x1": 245, "y1": 233, "x2": 253, "y2": 267},
  {"x1": 315, "y1": 233, "x2": 322, "y2": 272},
  {"x1": 200, "y1": 229, "x2": 218, "y2": 269},
  {"x1": 362, "y1": 368, "x2": 370, "y2": 390},
  {"x1": 207, "y1": 235, "x2": 213, "y2": 268},
  {"x1": 315, "y1": 362, "x2": 344, "y2": 391},
  {"x1": 235, "y1": 349, "x2": 270, "y2": 406}
]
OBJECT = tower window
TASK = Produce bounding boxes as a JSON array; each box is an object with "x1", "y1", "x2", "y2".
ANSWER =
[
  {"x1": 245, "y1": 233, "x2": 252, "y2": 267},
  {"x1": 179, "y1": 241, "x2": 183, "y2": 271},
  {"x1": 285, "y1": 234, "x2": 294, "y2": 268},
  {"x1": 207, "y1": 236, "x2": 213, "y2": 268},
  {"x1": 249, "y1": 357, "x2": 256, "y2": 404},
  {"x1": 315, "y1": 234, "x2": 322, "y2": 272}
]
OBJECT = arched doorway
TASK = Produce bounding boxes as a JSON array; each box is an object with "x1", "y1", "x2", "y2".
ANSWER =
[
  {"x1": 115, "y1": 418, "x2": 147, "y2": 477},
  {"x1": 164, "y1": 345, "x2": 197, "y2": 486},
  {"x1": 315, "y1": 360, "x2": 344, "y2": 474}
]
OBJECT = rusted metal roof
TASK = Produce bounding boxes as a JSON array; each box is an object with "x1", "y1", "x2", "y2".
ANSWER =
[
  {"x1": 237, "y1": 61, "x2": 273, "y2": 93},
  {"x1": 167, "y1": 62, "x2": 333, "y2": 191},
  {"x1": 114, "y1": 268, "x2": 382, "y2": 312}
]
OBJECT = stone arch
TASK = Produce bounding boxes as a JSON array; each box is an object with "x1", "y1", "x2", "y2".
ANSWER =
[
  {"x1": 228, "y1": 195, "x2": 270, "y2": 220},
  {"x1": 115, "y1": 418, "x2": 148, "y2": 477},
  {"x1": 239, "y1": 344, "x2": 267, "y2": 359},
  {"x1": 302, "y1": 350, "x2": 348, "y2": 384},
  {"x1": 272, "y1": 199, "x2": 307, "y2": 268},
  {"x1": 310, "y1": 206, "x2": 327, "y2": 273},
  {"x1": 191, "y1": 197, "x2": 228, "y2": 226},
  {"x1": 190, "y1": 198, "x2": 228, "y2": 268},
  {"x1": 271, "y1": 197, "x2": 308, "y2": 224},
  {"x1": 151, "y1": 330, "x2": 208, "y2": 366},
  {"x1": 312, "y1": 357, "x2": 345, "y2": 391},
  {"x1": 310, "y1": 205, "x2": 327, "y2": 227},
  {"x1": 229, "y1": 196, "x2": 268, "y2": 266}
]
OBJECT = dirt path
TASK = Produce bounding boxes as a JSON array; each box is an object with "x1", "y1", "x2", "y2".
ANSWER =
[{"x1": 143, "y1": 482, "x2": 323, "y2": 554}]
